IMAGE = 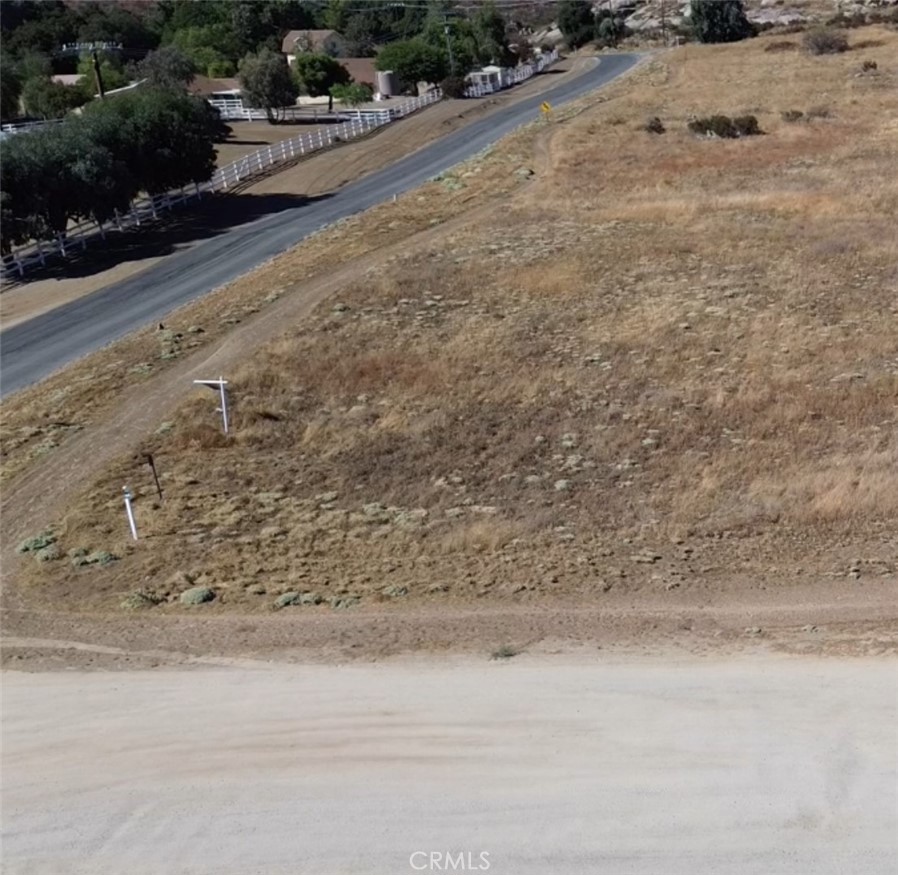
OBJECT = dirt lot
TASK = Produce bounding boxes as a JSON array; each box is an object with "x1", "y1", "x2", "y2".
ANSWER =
[
  {"x1": 2, "y1": 30, "x2": 898, "y2": 660},
  {"x1": 3, "y1": 654, "x2": 896, "y2": 874}
]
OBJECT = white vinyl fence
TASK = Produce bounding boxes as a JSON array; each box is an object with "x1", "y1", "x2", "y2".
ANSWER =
[
  {"x1": 1, "y1": 51, "x2": 558, "y2": 279},
  {"x1": 0, "y1": 119, "x2": 64, "y2": 136}
]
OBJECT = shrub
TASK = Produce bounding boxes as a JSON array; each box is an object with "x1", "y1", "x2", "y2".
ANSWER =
[
  {"x1": 439, "y1": 75, "x2": 469, "y2": 100},
  {"x1": 17, "y1": 531, "x2": 56, "y2": 553},
  {"x1": 643, "y1": 116, "x2": 665, "y2": 134},
  {"x1": 172, "y1": 422, "x2": 231, "y2": 449},
  {"x1": 180, "y1": 586, "x2": 215, "y2": 605},
  {"x1": 688, "y1": 114, "x2": 761, "y2": 138},
  {"x1": 121, "y1": 590, "x2": 164, "y2": 610},
  {"x1": 861, "y1": 60, "x2": 878, "y2": 72},
  {"x1": 688, "y1": 115, "x2": 735, "y2": 137},
  {"x1": 330, "y1": 82, "x2": 373, "y2": 107},
  {"x1": 733, "y1": 114, "x2": 761, "y2": 136},
  {"x1": 491, "y1": 644, "x2": 520, "y2": 660},
  {"x1": 557, "y1": 0, "x2": 596, "y2": 49},
  {"x1": 21, "y1": 76, "x2": 87, "y2": 119},
  {"x1": 691, "y1": 0, "x2": 756, "y2": 44},
  {"x1": 775, "y1": 23, "x2": 808, "y2": 35},
  {"x1": 274, "y1": 591, "x2": 301, "y2": 609},
  {"x1": 870, "y1": 8, "x2": 898, "y2": 27},
  {"x1": 207, "y1": 59, "x2": 236, "y2": 78},
  {"x1": 825, "y1": 12, "x2": 867, "y2": 30},
  {"x1": 781, "y1": 109, "x2": 804, "y2": 122},
  {"x1": 596, "y1": 11, "x2": 628, "y2": 47},
  {"x1": 806, "y1": 105, "x2": 831, "y2": 120},
  {"x1": 764, "y1": 40, "x2": 798, "y2": 52},
  {"x1": 36, "y1": 544, "x2": 63, "y2": 562},
  {"x1": 803, "y1": 28, "x2": 849, "y2": 55}
]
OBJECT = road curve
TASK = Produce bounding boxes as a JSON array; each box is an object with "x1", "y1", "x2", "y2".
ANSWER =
[{"x1": 0, "y1": 55, "x2": 639, "y2": 398}]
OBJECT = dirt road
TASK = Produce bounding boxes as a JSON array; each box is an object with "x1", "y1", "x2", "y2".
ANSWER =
[{"x1": 2, "y1": 654, "x2": 895, "y2": 874}]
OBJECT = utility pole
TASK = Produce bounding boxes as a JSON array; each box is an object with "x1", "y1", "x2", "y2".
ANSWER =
[
  {"x1": 91, "y1": 49, "x2": 106, "y2": 99},
  {"x1": 444, "y1": 19, "x2": 455, "y2": 76},
  {"x1": 57, "y1": 43, "x2": 122, "y2": 99}
]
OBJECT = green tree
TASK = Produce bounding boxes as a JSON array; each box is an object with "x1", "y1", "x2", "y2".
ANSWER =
[
  {"x1": 690, "y1": 0, "x2": 756, "y2": 44},
  {"x1": 439, "y1": 75, "x2": 468, "y2": 100},
  {"x1": 239, "y1": 48, "x2": 299, "y2": 123},
  {"x1": 595, "y1": 10, "x2": 627, "y2": 47},
  {"x1": 65, "y1": 120, "x2": 137, "y2": 225},
  {"x1": 341, "y1": 1, "x2": 427, "y2": 52},
  {"x1": 161, "y1": 0, "x2": 231, "y2": 37},
  {"x1": 17, "y1": 52, "x2": 53, "y2": 83},
  {"x1": 207, "y1": 59, "x2": 236, "y2": 77},
  {"x1": 1, "y1": 1, "x2": 66, "y2": 36},
  {"x1": 420, "y1": 17, "x2": 477, "y2": 76},
  {"x1": 21, "y1": 77, "x2": 86, "y2": 119},
  {"x1": 0, "y1": 134, "x2": 46, "y2": 250},
  {"x1": 321, "y1": 0, "x2": 349, "y2": 33},
  {"x1": 0, "y1": 120, "x2": 131, "y2": 246},
  {"x1": 375, "y1": 39, "x2": 447, "y2": 95},
  {"x1": 138, "y1": 45, "x2": 197, "y2": 90},
  {"x1": 81, "y1": 88, "x2": 225, "y2": 194},
  {"x1": 171, "y1": 24, "x2": 240, "y2": 76},
  {"x1": 1, "y1": 62, "x2": 22, "y2": 120},
  {"x1": 229, "y1": 1, "x2": 277, "y2": 55},
  {"x1": 557, "y1": 0, "x2": 595, "y2": 49},
  {"x1": 293, "y1": 52, "x2": 350, "y2": 111},
  {"x1": 329, "y1": 82, "x2": 373, "y2": 108},
  {"x1": 3, "y1": 7, "x2": 77, "y2": 57},
  {"x1": 343, "y1": 15, "x2": 378, "y2": 57},
  {"x1": 472, "y1": 1, "x2": 513, "y2": 65},
  {"x1": 74, "y1": 4, "x2": 158, "y2": 49}
]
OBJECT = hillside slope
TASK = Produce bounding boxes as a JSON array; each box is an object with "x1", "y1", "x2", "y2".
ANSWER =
[{"x1": 9, "y1": 29, "x2": 898, "y2": 655}]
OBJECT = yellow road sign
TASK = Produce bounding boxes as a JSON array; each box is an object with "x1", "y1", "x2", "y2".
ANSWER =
[{"x1": 540, "y1": 101, "x2": 552, "y2": 114}]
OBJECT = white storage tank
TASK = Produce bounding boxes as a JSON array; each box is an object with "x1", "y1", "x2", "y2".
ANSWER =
[{"x1": 376, "y1": 70, "x2": 399, "y2": 98}]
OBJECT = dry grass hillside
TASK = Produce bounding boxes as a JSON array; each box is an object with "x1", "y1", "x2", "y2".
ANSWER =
[{"x1": 17, "y1": 29, "x2": 898, "y2": 614}]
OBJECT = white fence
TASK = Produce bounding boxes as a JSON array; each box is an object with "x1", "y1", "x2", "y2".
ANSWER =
[
  {"x1": 207, "y1": 100, "x2": 366, "y2": 124},
  {"x1": 0, "y1": 118, "x2": 64, "y2": 136},
  {"x1": 1, "y1": 51, "x2": 558, "y2": 279},
  {"x1": 464, "y1": 50, "x2": 558, "y2": 98}
]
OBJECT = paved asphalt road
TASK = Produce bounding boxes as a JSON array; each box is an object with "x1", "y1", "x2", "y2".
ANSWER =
[{"x1": 0, "y1": 55, "x2": 638, "y2": 398}]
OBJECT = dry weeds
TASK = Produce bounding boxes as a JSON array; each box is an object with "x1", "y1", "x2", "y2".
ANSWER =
[
  {"x1": 0, "y1": 69, "x2": 588, "y2": 485},
  {"x1": 12, "y1": 29, "x2": 898, "y2": 613}
]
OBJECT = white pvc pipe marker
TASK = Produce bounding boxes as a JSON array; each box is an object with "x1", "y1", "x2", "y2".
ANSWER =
[
  {"x1": 218, "y1": 377, "x2": 229, "y2": 435},
  {"x1": 122, "y1": 486, "x2": 138, "y2": 540}
]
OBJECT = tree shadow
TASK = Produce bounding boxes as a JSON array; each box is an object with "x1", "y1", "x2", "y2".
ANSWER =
[{"x1": 5, "y1": 191, "x2": 333, "y2": 284}]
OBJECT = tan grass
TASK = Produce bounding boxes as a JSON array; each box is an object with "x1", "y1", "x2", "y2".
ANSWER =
[{"x1": 14, "y1": 27, "x2": 898, "y2": 608}]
